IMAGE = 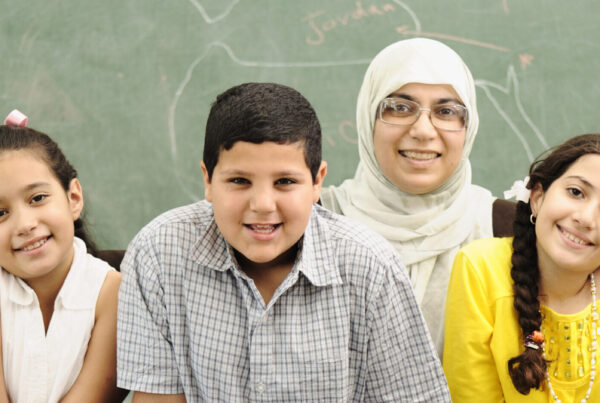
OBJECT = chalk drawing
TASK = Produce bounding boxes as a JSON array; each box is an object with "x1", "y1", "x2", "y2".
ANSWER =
[
  {"x1": 396, "y1": 26, "x2": 510, "y2": 53},
  {"x1": 390, "y1": 1, "x2": 546, "y2": 161},
  {"x1": 475, "y1": 65, "x2": 548, "y2": 161},
  {"x1": 169, "y1": 0, "x2": 545, "y2": 200},
  {"x1": 188, "y1": 0, "x2": 240, "y2": 24},
  {"x1": 168, "y1": 41, "x2": 374, "y2": 200},
  {"x1": 519, "y1": 53, "x2": 534, "y2": 69},
  {"x1": 18, "y1": 30, "x2": 40, "y2": 55}
]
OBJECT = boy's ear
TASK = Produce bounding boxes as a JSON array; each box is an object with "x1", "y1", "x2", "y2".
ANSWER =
[
  {"x1": 312, "y1": 161, "x2": 328, "y2": 203},
  {"x1": 68, "y1": 178, "x2": 84, "y2": 221},
  {"x1": 529, "y1": 183, "x2": 544, "y2": 217},
  {"x1": 200, "y1": 161, "x2": 212, "y2": 202}
]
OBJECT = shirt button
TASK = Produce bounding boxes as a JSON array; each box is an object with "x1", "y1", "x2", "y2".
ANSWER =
[
  {"x1": 260, "y1": 314, "x2": 268, "y2": 324},
  {"x1": 256, "y1": 381, "x2": 265, "y2": 393}
]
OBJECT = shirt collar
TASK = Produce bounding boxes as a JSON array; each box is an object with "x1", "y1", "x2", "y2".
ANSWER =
[
  {"x1": 294, "y1": 205, "x2": 342, "y2": 287},
  {"x1": 191, "y1": 217, "x2": 233, "y2": 271},
  {"x1": 6, "y1": 237, "x2": 93, "y2": 309},
  {"x1": 5, "y1": 271, "x2": 35, "y2": 306},
  {"x1": 191, "y1": 204, "x2": 342, "y2": 287},
  {"x1": 55, "y1": 237, "x2": 100, "y2": 310}
]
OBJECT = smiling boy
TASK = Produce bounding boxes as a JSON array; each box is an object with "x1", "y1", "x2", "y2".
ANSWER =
[{"x1": 117, "y1": 82, "x2": 449, "y2": 402}]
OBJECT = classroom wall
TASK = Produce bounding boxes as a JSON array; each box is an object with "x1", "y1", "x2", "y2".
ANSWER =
[{"x1": 2, "y1": 0, "x2": 600, "y2": 249}]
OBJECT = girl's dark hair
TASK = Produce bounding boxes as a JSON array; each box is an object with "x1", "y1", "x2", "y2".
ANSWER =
[
  {"x1": 0, "y1": 125, "x2": 98, "y2": 255},
  {"x1": 508, "y1": 133, "x2": 600, "y2": 394}
]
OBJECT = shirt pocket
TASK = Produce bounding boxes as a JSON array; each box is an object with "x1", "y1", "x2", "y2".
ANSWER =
[{"x1": 284, "y1": 293, "x2": 351, "y2": 398}]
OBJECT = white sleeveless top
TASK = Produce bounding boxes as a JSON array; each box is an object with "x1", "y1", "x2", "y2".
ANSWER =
[{"x1": 0, "y1": 237, "x2": 113, "y2": 403}]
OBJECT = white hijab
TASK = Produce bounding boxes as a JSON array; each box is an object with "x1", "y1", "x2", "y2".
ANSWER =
[{"x1": 321, "y1": 38, "x2": 495, "y2": 304}]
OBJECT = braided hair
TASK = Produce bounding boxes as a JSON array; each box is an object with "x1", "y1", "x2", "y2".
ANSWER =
[
  {"x1": 508, "y1": 133, "x2": 600, "y2": 394},
  {"x1": 0, "y1": 125, "x2": 98, "y2": 255}
]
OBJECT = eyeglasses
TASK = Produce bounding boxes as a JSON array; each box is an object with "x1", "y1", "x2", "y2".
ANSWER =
[{"x1": 377, "y1": 97, "x2": 468, "y2": 131}]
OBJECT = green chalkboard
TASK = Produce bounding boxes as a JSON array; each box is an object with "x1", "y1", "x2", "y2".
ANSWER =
[{"x1": 2, "y1": 0, "x2": 600, "y2": 249}]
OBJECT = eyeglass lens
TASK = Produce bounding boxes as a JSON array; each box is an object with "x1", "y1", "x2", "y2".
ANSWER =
[{"x1": 379, "y1": 98, "x2": 467, "y2": 131}]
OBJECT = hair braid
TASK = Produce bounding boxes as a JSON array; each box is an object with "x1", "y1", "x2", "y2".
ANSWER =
[
  {"x1": 502, "y1": 134, "x2": 600, "y2": 394},
  {"x1": 507, "y1": 201, "x2": 546, "y2": 394}
]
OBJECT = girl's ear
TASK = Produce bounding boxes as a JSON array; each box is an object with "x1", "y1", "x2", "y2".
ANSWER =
[
  {"x1": 529, "y1": 183, "x2": 544, "y2": 217},
  {"x1": 67, "y1": 178, "x2": 84, "y2": 221}
]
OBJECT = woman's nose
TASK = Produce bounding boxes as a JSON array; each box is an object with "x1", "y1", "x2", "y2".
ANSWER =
[{"x1": 409, "y1": 110, "x2": 437, "y2": 141}]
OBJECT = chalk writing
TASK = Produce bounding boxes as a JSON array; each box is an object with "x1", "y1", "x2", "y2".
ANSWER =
[
  {"x1": 338, "y1": 120, "x2": 358, "y2": 145},
  {"x1": 302, "y1": 2, "x2": 397, "y2": 45},
  {"x1": 168, "y1": 0, "x2": 544, "y2": 202},
  {"x1": 519, "y1": 54, "x2": 534, "y2": 69},
  {"x1": 396, "y1": 26, "x2": 510, "y2": 53}
]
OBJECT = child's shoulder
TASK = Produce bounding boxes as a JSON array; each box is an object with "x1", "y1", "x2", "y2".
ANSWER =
[
  {"x1": 125, "y1": 200, "x2": 225, "y2": 268},
  {"x1": 453, "y1": 237, "x2": 514, "y2": 295},
  {"x1": 459, "y1": 236, "x2": 513, "y2": 259},
  {"x1": 311, "y1": 204, "x2": 401, "y2": 267},
  {"x1": 75, "y1": 238, "x2": 116, "y2": 274},
  {"x1": 95, "y1": 269, "x2": 120, "y2": 317},
  {"x1": 308, "y1": 205, "x2": 414, "y2": 303},
  {"x1": 133, "y1": 200, "x2": 214, "y2": 241},
  {"x1": 147, "y1": 200, "x2": 212, "y2": 228},
  {"x1": 52, "y1": 240, "x2": 118, "y2": 310}
]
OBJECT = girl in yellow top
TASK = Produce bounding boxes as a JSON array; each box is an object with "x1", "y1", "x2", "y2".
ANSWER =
[{"x1": 444, "y1": 133, "x2": 600, "y2": 402}]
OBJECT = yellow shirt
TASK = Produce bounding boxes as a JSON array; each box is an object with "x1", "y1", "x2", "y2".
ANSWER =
[{"x1": 443, "y1": 237, "x2": 600, "y2": 402}]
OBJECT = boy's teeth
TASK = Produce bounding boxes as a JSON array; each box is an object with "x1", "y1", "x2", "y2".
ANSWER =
[
  {"x1": 401, "y1": 151, "x2": 437, "y2": 160},
  {"x1": 251, "y1": 224, "x2": 276, "y2": 234},
  {"x1": 22, "y1": 238, "x2": 47, "y2": 251}
]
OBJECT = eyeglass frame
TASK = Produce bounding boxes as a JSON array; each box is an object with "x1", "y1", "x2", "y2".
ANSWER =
[{"x1": 376, "y1": 97, "x2": 468, "y2": 132}]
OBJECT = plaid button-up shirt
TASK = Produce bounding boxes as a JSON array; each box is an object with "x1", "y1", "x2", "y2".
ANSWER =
[{"x1": 117, "y1": 201, "x2": 449, "y2": 402}]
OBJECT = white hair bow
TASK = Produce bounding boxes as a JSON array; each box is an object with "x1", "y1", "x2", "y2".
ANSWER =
[
  {"x1": 3, "y1": 109, "x2": 28, "y2": 127},
  {"x1": 503, "y1": 176, "x2": 530, "y2": 203}
]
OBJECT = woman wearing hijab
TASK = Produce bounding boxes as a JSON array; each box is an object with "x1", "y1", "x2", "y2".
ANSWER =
[{"x1": 321, "y1": 38, "x2": 512, "y2": 356}]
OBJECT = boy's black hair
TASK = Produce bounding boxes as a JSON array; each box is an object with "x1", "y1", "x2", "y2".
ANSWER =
[
  {"x1": 203, "y1": 82, "x2": 322, "y2": 181},
  {"x1": 0, "y1": 125, "x2": 98, "y2": 256}
]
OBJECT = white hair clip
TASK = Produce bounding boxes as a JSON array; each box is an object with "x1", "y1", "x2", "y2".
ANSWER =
[{"x1": 503, "y1": 176, "x2": 530, "y2": 203}]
